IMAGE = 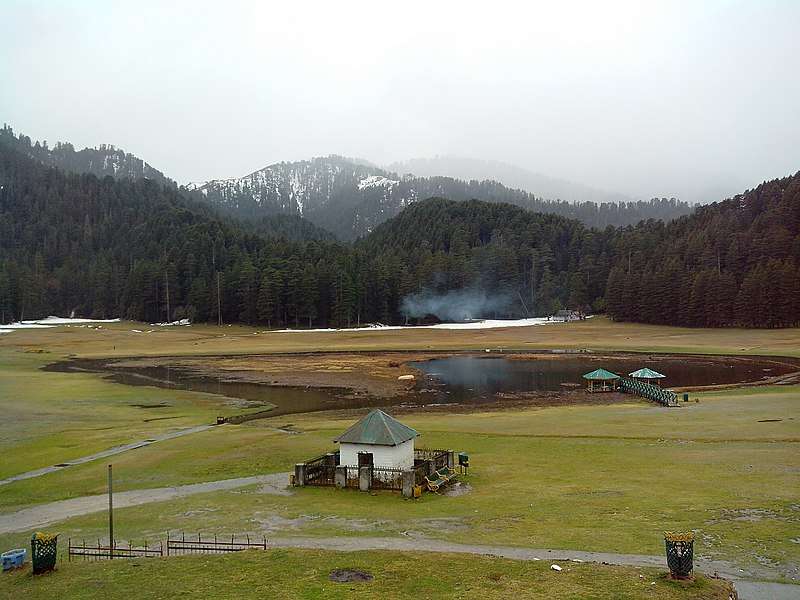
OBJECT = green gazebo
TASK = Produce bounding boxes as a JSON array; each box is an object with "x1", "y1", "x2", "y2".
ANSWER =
[
  {"x1": 629, "y1": 367, "x2": 666, "y2": 386},
  {"x1": 582, "y1": 368, "x2": 620, "y2": 392}
]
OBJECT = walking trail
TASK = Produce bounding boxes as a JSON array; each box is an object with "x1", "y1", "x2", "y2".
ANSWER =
[{"x1": 0, "y1": 473, "x2": 796, "y2": 600}]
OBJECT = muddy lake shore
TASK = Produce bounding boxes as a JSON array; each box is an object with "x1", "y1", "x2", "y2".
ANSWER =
[{"x1": 44, "y1": 350, "x2": 800, "y2": 420}]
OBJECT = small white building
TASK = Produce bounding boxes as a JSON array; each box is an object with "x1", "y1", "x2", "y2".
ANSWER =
[{"x1": 334, "y1": 409, "x2": 418, "y2": 471}]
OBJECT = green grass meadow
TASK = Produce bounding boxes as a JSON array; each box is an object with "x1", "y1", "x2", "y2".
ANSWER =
[{"x1": 0, "y1": 321, "x2": 798, "y2": 595}]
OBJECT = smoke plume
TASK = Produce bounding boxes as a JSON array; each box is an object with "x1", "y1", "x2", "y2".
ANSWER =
[{"x1": 400, "y1": 288, "x2": 512, "y2": 322}]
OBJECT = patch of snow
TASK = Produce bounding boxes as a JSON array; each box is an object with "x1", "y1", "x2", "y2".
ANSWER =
[
  {"x1": 358, "y1": 175, "x2": 399, "y2": 191},
  {"x1": 151, "y1": 319, "x2": 191, "y2": 327},
  {"x1": 550, "y1": 564, "x2": 562, "y2": 571},
  {"x1": 0, "y1": 322, "x2": 55, "y2": 330},
  {"x1": 0, "y1": 316, "x2": 121, "y2": 335},
  {"x1": 30, "y1": 316, "x2": 120, "y2": 325},
  {"x1": 271, "y1": 316, "x2": 566, "y2": 333}
]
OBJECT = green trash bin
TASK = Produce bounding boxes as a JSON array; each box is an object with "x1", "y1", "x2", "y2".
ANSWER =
[{"x1": 31, "y1": 533, "x2": 58, "y2": 574}]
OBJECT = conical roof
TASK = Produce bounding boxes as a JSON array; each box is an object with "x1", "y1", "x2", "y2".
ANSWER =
[
  {"x1": 334, "y1": 409, "x2": 419, "y2": 446},
  {"x1": 629, "y1": 367, "x2": 666, "y2": 379},
  {"x1": 582, "y1": 368, "x2": 620, "y2": 380}
]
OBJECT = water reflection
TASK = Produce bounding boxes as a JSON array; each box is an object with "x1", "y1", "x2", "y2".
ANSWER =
[
  {"x1": 46, "y1": 353, "x2": 795, "y2": 418},
  {"x1": 409, "y1": 355, "x2": 790, "y2": 403}
]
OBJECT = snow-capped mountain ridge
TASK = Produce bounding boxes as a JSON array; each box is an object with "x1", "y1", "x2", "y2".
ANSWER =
[
  {"x1": 188, "y1": 156, "x2": 414, "y2": 236},
  {"x1": 189, "y1": 155, "x2": 694, "y2": 240}
]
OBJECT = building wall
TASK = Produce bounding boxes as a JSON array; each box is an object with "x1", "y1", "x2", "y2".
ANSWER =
[{"x1": 339, "y1": 439, "x2": 415, "y2": 470}]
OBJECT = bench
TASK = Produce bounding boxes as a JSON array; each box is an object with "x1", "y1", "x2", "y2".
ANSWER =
[{"x1": 424, "y1": 466, "x2": 456, "y2": 492}]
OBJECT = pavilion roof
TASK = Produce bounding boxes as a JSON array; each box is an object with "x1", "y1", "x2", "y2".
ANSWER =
[
  {"x1": 582, "y1": 368, "x2": 620, "y2": 380},
  {"x1": 629, "y1": 367, "x2": 666, "y2": 379}
]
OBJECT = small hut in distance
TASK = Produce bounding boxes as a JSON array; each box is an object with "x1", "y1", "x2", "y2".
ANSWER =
[
  {"x1": 629, "y1": 368, "x2": 666, "y2": 386},
  {"x1": 582, "y1": 368, "x2": 620, "y2": 392}
]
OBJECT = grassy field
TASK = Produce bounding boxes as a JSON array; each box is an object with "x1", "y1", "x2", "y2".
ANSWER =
[
  {"x1": 0, "y1": 318, "x2": 798, "y2": 590},
  {"x1": 0, "y1": 548, "x2": 733, "y2": 600},
  {"x1": 0, "y1": 385, "x2": 797, "y2": 578},
  {"x1": 0, "y1": 350, "x2": 255, "y2": 480}
]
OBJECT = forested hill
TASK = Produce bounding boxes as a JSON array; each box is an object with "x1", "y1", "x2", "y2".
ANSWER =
[
  {"x1": 246, "y1": 214, "x2": 336, "y2": 242},
  {"x1": 0, "y1": 138, "x2": 604, "y2": 326},
  {"x1": 1, "y1": 130, "x2": 797, "y2": 329},
  {"x1": 606, "y1": 173, "x2": 800, "y2": 328},
  {"x1": 191, "y1": 156, "x2": 693, "y2": 238},
  {"x1": 358, "y1": 198, "x2": 614, "y2": 318},
  {"x1": 0, "y1": 125, "x2": 174, "y2": 188}
]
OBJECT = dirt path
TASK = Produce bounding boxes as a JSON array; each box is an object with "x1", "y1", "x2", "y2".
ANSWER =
[
  {"x1": 1, "y1": 475, "x2": 794, "y2": 599},
  {"x1": 0, "y1": 472, "x2": 290, "y2": 534},
  {"x1": 0, "y1": 425, "x2": 216, "y2": 487},
  {"x1": 269, "y1": 537, "x2": 797, "y2": 599}
]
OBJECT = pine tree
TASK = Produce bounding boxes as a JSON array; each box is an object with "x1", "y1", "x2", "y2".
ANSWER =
[{"x1": 257, "y1": 271, "x2": 277, "y2": 328}]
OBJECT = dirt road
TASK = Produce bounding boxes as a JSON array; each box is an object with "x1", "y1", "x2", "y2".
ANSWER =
[
  {"x1": 0, "y1": 472, "x2": 290, "y2": 534},
  {"x1": 1, "y1": 474, "x2": 794, "y2": 599}
]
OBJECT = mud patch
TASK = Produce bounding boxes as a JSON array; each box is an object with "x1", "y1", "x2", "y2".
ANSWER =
[
  {"x1": 255, "y1": 481, "x2": 293, "y2": 496},
  {"x1": 275, "y1": 424, "x2": 302, "y2": 435},
  {"x1": 329, "y1": 568, "x2": 373, "y2": 583},
  {"x1": 182, "y1": 507, "x2": 219, "y2": 517},
  {"x1": 444, "y1": 482, "x2": 472, "y2": 497},
  {"x1": 706, "y1": 508, "x2": 782, "y2": 524},
  {"x1": 251, "y1": 514, "x2": 312, "y2": 532}
]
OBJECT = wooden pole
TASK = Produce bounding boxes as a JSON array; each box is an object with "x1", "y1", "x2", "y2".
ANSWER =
[
  {"x1": 165, "y1": 271, "x2": 171, "y2": 323},
  {"x1": 108, "y1": 464, "x2": 114, "y2": 559},
  {"x1": 216, "y1": 271, "x2": 223, "y2": 327}
]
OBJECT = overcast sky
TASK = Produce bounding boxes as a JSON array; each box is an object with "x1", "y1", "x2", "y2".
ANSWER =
[{"x1": 2, "y1": 0, "x2": 798, "y2": 203}]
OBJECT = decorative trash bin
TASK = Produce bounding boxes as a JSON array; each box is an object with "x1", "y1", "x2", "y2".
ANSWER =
[
  {"x1": 664, "y1": 532, "x2": 693, "y2": 579},
  {"x1": 31, "y1": 532, "x2": 58, "y2": 574},
  {"x1": 2, "y1": 548, "x2": 26, "y2": 571}
]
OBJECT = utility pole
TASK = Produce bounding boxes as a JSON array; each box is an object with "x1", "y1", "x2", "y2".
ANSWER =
[
  {"x1": 216, "y1": 271, "x2": 223, "y2": 327},
  {"x1": 108, "y1": 464, "x2": 114, "y2": 559},
  {"x1": 165, "y1": 271, "x2": 171, "y2": 323}
]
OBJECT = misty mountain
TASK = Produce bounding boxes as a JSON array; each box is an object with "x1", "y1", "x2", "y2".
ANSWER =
[
  {"x1": 0, "y1": 125, "x2": 174, "y2": 188},
  {"x1": 191, "y1": 156, "x2": 693, "y2": 239},
  {"x1": 388, "y1": 156, "x2": 637, "y2": 205}
]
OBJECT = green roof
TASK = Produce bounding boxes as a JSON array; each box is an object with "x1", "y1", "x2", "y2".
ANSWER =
[
  {"x1": 629, "y1": 367, "x2": 666, "y2": 379},
  {"x1": 334, "y1": 409, "x2": 419, "y2": 446},
  {"x1": 582, "y1": 368, "x2": 620, "y2": 380}
]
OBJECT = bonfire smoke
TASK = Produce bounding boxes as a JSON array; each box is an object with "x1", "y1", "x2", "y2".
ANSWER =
[{"x1": 400, "y1": 288, "x2": 512, "y2": 321}]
